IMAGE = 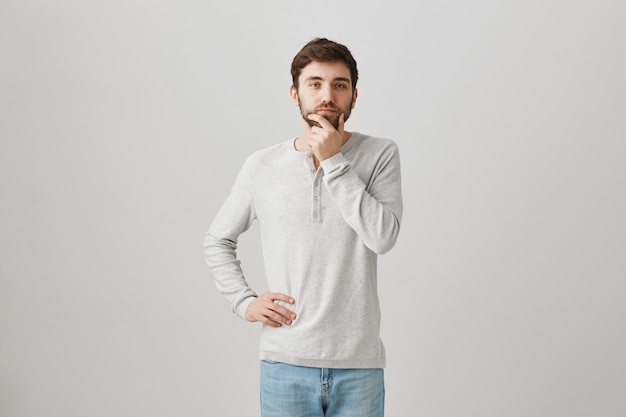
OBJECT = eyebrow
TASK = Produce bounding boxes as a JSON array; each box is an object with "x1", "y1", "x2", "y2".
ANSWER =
[{"x1": 304, "y1": 76, "x2": 351, "y2": 84}]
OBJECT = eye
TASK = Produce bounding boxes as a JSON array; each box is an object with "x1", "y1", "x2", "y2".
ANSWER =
[
  {"x1": 336, "y1": 83, "x2": 347, "y2": 89},
  {"x1": 309, "y1": 82, "x2": 320, "y2": 88}
]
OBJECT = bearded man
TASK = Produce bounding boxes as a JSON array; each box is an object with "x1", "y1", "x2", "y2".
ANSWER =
[{"x1": 204, "y1": 37, "x2": 403, "y2": 417}]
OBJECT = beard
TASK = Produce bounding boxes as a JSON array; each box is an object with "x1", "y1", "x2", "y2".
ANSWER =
[{"x1": 300, "y1": 99, "x2": 353, "y2": 129}]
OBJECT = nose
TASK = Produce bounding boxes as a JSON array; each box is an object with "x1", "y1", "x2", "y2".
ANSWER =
[{"x1": 320, "y1": 84, "x2": 334, "y2": 104}]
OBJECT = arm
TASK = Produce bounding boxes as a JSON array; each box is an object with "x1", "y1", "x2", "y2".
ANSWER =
[
  {"x1": 320, "y1": 142, "x2": 402, "y2": 254},
  {"x1": 306, "y1": 113, "x2": 403, "y2": 254},
  {"x1": 203, "y1": 160, "x2": 258, "y2": 319},
  {"x1": 203, "y1": 159, "x2": 297, "y2": 326}
]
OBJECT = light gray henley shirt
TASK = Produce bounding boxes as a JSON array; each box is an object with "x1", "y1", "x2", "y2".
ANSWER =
[{"x1": 204, "y1": 132, "x2": 402, "y2": 369}]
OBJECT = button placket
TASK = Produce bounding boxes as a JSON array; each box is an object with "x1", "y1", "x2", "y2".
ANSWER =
[
  {"x1": 303, "y1": 154, "x2": 322, "y2": 223},
  {"x1": 311, "y1": 170, "x2": 322, "y2": 223}
]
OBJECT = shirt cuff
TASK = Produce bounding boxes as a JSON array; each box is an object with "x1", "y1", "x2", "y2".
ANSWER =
[
  {"x1": 320, "y1": 153, "x2": 348, "y2": 173},
  {"x1": 235, "y1": 295, "x2": 257, "y2": 320}
]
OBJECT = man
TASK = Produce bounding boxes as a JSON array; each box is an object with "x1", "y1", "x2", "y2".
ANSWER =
[{"x1": 204, "y1": 37, "x2": 402, "y2": 417}]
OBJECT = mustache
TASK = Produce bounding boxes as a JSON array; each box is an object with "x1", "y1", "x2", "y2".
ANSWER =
[{"x1": 316, "y1": 103, "x2": 338, "y2": 111}]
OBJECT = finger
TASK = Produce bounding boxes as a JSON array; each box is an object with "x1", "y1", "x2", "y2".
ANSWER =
[
  {"x1": 262, "y1": 316, "x2": 282, "y2": 328},
  {"x1": 265, "y1": 310, "x2": 293, "y2": 326},
  {"x1": 268, "y1": 292, "x2": 295, "y2": 304},
  {"x1": 256, "y1": 304, "x2": 292, "y2": 326},
  {"x1": 272, "y1": 304, "x2": 297, "y2": 321},
  {"x1": 249, "y1": 306, "x2": 286, "y2": 326},
  {"x1": 307, "y1": 113, "x2": 333, "y2": 129},
  {"x1": 263, "y1": 300, "x2": 296, "y2": 321},
  {"x1": 337, "y1": 113, "x2": 345, "y2": 135}
]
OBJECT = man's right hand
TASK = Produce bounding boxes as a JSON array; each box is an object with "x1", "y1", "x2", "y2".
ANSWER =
[{"x1": 245, "y1": 292, "x2": 297, "y2": 328}]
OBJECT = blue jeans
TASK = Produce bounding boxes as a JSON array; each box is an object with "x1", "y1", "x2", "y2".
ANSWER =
[{"x1": 260, "y1": 361, "x2": 384, "y2": 417}]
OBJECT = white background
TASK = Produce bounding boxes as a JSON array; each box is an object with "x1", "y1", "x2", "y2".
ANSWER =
[{"x1": 1, "y1": 1, "x2": 625, "y2": 416}]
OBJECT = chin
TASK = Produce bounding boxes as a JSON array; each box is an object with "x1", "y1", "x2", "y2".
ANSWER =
[
  {"x1": 301, "y1": 111, "x2": 349, "y2": 130},
  {"x1": 309, "y1": 115, "x2": 340, "y2": 129}
]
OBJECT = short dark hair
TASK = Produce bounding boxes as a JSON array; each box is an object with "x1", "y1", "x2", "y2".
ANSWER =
[{"x1": 291, "y1": 38, "x2": 358, "y2": 90}]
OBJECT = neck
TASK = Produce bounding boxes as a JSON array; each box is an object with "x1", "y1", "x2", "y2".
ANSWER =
[
  {"x1": 294, "y1": 128, "x2": 353, "y2": 152},
  {"x1": 293, "y1": 132, "x2": 353, "y2": 152}
]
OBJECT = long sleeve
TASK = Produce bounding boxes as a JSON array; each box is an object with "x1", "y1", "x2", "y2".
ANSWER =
[
  {"x1": 319, "y1": 140, "x2": 402, "y2": 254},
  {"x1": 203, "y1": 136, "x2": 401, "y2": 369},
  {"x1": 203, "y1": 160, "x2": 258, "y2": 319}
]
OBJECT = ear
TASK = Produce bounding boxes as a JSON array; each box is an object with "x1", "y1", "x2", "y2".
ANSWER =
[
  {"x1": 289, "y1": 85, "x2": 299, "y2": 106},
  {"x1": 351, "y1": 87, "x2": 358, "y2": 109}
]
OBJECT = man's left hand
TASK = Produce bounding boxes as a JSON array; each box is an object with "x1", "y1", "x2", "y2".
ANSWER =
[{"x1": 306, "y1": 113, "x2": 345, "y2": 162}]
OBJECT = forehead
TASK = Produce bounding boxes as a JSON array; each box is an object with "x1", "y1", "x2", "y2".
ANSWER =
[{"x1": 299, "y1": 60, "x2": 352, "y2": 82}]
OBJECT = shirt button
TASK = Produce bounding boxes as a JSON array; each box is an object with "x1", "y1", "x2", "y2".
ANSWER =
[
  {"x1": 306, "y1": 153, "x2": 311, "y2": 158},
  {"x1": 313, "y1": 212, "x2": 318, "y2": 218},
  {"x1": 313, "y1": 196, "x2": 318, "y2": 202},
  {"x1": 310, "y1": 168, "x2": 315, "y2": 173},
  {"x1": 314, "y1": 181, "x2": 318, "y2": 187}
]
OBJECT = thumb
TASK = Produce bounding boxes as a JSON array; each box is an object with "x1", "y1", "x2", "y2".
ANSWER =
[{"x1": 337, "y1": 113, "x2": 345, "y2": 135}]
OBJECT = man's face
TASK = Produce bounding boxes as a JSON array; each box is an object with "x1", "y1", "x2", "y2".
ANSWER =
[{"x1": 290, "y1": 61, "x2": 358, "y2": 129}]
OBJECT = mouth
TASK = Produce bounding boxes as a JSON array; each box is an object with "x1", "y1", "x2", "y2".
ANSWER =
[{"x1": 316, "y1": 108, "x2": 338, "y2": 114}]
